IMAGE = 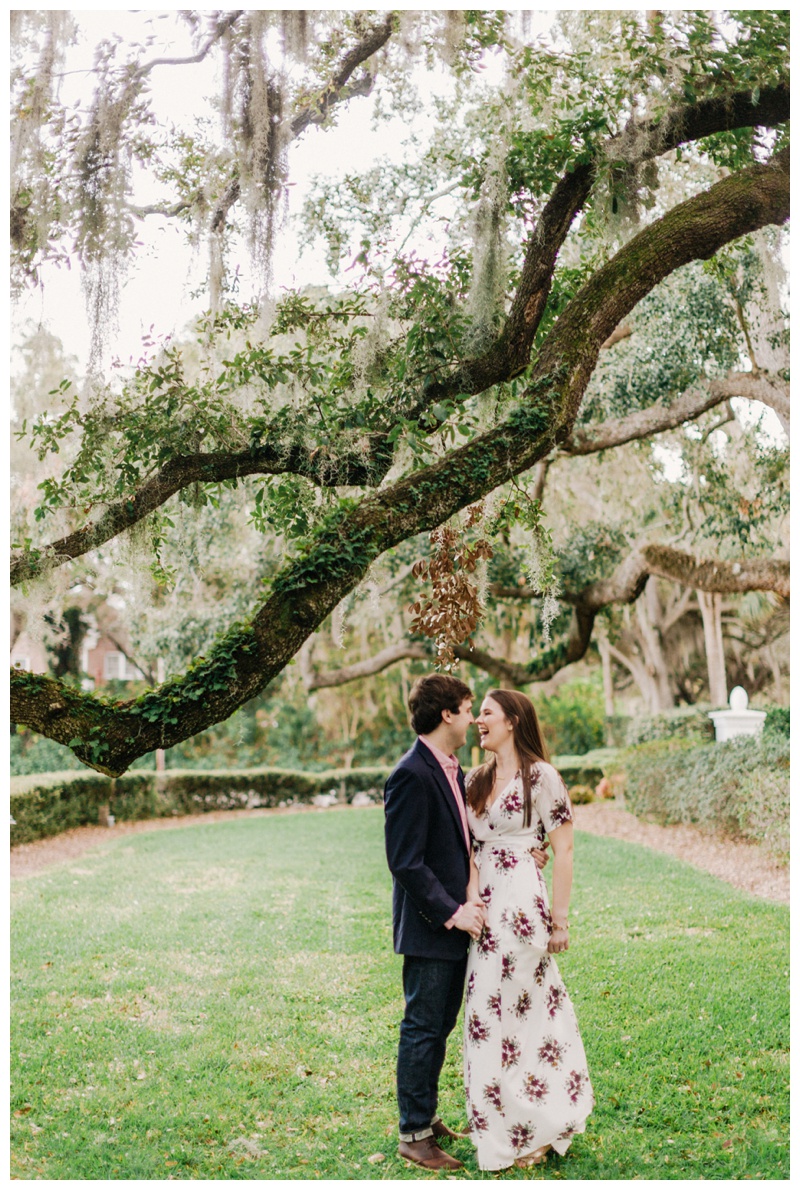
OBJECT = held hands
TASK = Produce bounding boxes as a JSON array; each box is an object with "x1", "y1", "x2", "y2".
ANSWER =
[{"x1": 456, "y1": 900, "x2": 487, "y2": 940}]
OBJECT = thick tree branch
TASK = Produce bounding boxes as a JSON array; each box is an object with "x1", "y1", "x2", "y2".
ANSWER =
[
  {"x1": 418, "y1": 84, "x2": 790, "y2": 410},
  {"x1": 307, "y1": 642, "x2": 429, "y2": 690},
  {"x1": 708, "y1": 370, "x2": 789, "y2": 426},
  {"x1": 289, "y1": 15, "x2": 395, "y2": 139},
  {"x1": 11, "y1": 432, "x2": 389, "y2": 587},
  {"x1": 600, "y1": 323, "x2": 633, "y2": 351},
  {"x1": 560, "y1": 367, "x2": 790, "y2": 457},
  {"x1": 130, "y1": 12, "x2": 245, "y2": 81},
  {"x1": 563, "y1": 385, "x2": 730, "y2": 455},
  {"x1": 538, "y1": 149, "x2": 789, "y2": 434}
]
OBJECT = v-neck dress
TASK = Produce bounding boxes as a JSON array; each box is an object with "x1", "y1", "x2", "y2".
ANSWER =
[{"x1": 463, "y1": 763, "x2": 593, "y2": 1170}]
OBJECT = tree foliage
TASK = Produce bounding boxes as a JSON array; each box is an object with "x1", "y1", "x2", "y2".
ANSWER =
[{"x1": 10, "y1": 10, "x2": 789, "y2": 774}]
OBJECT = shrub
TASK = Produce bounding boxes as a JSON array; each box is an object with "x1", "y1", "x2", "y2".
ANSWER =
[
  {"x1": 621, "y1": 733, "x2": 789, "y2": 860},
  {"x1": 538, "y1": 677, "x2": 606, "y2": 755},
  {"x1": 764, "y1": 707, "x2": 790, "y2": 739},
  {"x1": 566, "y1": 784, "x2": 595, "y2": 805},
  {"x1": 10, "y1": 771, "x2": 156, "y2": 845},
  {"x1": 625, "y1": 705, "x2": 715, "y2": 746},
  {"x1": 10, "y1": 766, "x2": 392, "y2": 847},
  {"x1": 152, "y1": 767, "x2": 391, "y2": 816},
  {"x1": 553, "y1": 748, "x2": 617, "y2": 790}
]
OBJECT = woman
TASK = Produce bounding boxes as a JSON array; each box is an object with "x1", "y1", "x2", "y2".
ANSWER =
[{"x1": 463, "y1": 690, "x2": 593, "y2": 1171}]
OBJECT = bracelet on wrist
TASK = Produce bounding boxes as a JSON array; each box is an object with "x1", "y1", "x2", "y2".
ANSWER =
[{"x1": 552, "y1": 919, "x2": 569, "y2": 931}]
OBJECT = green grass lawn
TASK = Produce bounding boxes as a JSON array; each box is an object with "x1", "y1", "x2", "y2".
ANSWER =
[{"x1": 11, "y1": 807, "x2": 789, "y2": 1179}]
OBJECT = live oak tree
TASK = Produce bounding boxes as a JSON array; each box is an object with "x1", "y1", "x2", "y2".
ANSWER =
[{"x1": 10, "y1": 10, "x2": 789, "y2": 775}]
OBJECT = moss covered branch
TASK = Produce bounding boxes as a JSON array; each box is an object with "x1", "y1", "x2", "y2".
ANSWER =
[{"x1": 11, "y1": 431, "x2": 390, "y2": 587}]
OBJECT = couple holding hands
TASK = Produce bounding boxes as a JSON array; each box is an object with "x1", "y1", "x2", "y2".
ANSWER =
[{"x1": 384, "y1": 673, "x2": 593, "y2": 1172}]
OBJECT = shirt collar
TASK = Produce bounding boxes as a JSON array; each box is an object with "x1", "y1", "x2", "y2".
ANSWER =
[{"x1": 418, "y1": 735, "x2": 459, "y2": 772}]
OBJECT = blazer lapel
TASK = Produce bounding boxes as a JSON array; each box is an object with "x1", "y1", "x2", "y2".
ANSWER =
[{"x1": 414, "y1": 739, "x2": 470, "y2": 854}]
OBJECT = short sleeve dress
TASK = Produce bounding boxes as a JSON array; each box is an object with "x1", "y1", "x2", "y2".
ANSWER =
[{"x1": 463, "y1": 762, "x2": 594, "y2": 1171}]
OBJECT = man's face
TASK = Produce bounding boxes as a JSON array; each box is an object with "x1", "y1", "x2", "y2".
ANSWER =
[{"x1": 443, "y1": 697, "x2": 475, "y2": 751}]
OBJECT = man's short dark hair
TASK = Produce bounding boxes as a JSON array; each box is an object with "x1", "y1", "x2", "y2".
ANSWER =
[{"x1": 408, "y1": 673, "x2": 474, "y2": 736}]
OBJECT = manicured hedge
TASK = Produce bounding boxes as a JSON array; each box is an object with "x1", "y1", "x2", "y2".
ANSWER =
[
  {"x1": 10, "y1": 766, "x2": 392, "y2": 847},
  {"x1": 620, "y1": 733, "x2": 789, "y2": 860},
  {"x1": 153, "y1": 767, "x2": 391, "y2": 816},
  {"x1": 624, "y1": 705, "x2": 716, "y2": 746},
  {"x1": 9, "y1": 771, "x2": 155, "y2": 846},
  {"x1": 552, "y1": 748, "x2": 617, "y2": 791}
]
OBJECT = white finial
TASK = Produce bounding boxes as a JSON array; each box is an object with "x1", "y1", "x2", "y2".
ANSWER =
[{"x1": 729, "y1": 686, "x2": 748, "y2": 711}]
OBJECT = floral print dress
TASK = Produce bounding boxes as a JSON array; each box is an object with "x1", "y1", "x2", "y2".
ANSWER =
[{"x1": 463, "y1": 763, "x2": 593, "y2": 1171}]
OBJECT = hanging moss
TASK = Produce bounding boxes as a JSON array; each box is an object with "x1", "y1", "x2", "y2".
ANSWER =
[
  {"x1": 466, "y1": 138, "x2": 509, "y2": 353},
  {"x1": 220, "y1": 12, "x2": 290, "y2": 308}
]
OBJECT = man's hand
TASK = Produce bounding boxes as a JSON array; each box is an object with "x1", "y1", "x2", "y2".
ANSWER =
[
  {"x1": 455, "y1": 902, "x2": 486, "y2": 940},
  {"x1": 531, "y1": 843, "x2": 550, "y2": 870}
]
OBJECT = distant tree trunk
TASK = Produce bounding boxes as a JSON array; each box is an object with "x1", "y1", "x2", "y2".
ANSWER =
[
  {"x1": 697, "y1": 590, "x2": 728, "y2": 706},
  {"x1": 596, "y1": 626, "x2": 616, "y2": 717},
  {"x1": 635, "y1": 581, "x2": 675, "y2": 711},
  {"x1": 606, "y1": 640, "x2": 662, "y2": 713},
  {"x1": 764, "y1": 641, "x2": 785, "y2": 703},
  {"x1": 155, "y1": 657, "x2": 166, "y2": 772}
]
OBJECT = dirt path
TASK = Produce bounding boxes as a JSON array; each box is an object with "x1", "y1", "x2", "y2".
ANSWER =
[{"x1": 10, "y1": 800, "x2": 788, "y2": 906}]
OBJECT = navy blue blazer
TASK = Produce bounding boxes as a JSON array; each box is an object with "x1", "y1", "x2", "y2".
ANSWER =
[{"x1": 384, "y1": 738, "x2": 471, "y2": 960}]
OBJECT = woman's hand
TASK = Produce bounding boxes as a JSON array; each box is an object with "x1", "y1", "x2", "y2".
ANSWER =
[{"x1": 548, "y1": 925, "x2": 569, "y2": 954}]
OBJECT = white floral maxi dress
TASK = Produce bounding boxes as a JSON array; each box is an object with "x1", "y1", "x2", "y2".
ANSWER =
[{"x1": 463, "y1": 763, "x2": 593, "y2": 1171}]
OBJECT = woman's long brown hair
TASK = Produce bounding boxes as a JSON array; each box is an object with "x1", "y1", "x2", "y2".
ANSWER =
[{"x1": 467, "y1": 689, "x2": 550, "y2": 827}]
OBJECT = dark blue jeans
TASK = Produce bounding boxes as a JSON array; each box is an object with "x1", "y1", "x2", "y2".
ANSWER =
[{"x1": 397, "y1": 953, "x2": 468, "y2": 1137}]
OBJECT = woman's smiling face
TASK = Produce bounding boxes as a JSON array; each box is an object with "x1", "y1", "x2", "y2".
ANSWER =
[{"x1": 476, "y1": 696, "x2": 513, "y2": 754}]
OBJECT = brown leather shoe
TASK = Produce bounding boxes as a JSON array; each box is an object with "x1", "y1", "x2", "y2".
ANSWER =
[
  {"x1": 397, "y1": 1137, "x2": 464, "y2": 1170},
  {"x1": 431, "y1": 1118, "x2": 470, "y2": 1141}
]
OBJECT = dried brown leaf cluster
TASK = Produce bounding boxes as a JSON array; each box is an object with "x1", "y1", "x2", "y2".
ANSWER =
[{"x1": 408, "y1": 506, "x2": 493, "y2": 667}]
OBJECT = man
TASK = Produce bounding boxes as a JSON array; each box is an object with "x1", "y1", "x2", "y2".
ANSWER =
[{"x1": 383, "y1": 673, "x2": 486, "y2": 1172}]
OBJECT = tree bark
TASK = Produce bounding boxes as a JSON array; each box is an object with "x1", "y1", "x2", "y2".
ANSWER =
[
  {"x1": 697, "y1": 590, "x2": 728, "y2": 706},
  {"x1": 635, "y1": 581, "x2": 675, "y2": 711},
  {"x1": 561, "y1": 370, "x2": 787, "y2": 456},
  {"x1": 606, "y1": 637, "x2": 662, "y2": 713},
  {"x1": 595, "y1": 626, "x2": 616, "y2": 718}
]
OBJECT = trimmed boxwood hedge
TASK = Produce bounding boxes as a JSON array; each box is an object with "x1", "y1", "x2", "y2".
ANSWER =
[
  {"x1": 10, "y1": 766, "x2": 392, "y2": 847},
  {"x1": 552, "y1": 749, "x2": 617, "y2": 791}
]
